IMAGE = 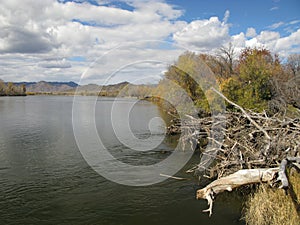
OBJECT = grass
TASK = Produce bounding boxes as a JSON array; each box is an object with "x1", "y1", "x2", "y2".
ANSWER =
[{"x1": 244, "y1": 169, "x2": 300, "y2": 225}]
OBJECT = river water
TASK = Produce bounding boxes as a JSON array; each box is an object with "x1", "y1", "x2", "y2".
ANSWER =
[{"x1": 0, "y1": 96, "x2": 245, "y2": 225}]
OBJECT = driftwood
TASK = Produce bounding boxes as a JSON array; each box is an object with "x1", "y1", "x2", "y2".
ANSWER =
[
  {"x1": 165, "y1": 87, "x2": 300, "y2": 217},
  {"x1": 212, "y1": 88, "x2": 272, "y2": 156},
  {"x1": 159, "y1": 173, "x2": 188, "y2": 180},
  {"x1": 166, "y1": 87, "x2": 300, "y2": 179},
  {"x1": 277, "y1": 157, "x2": 300, "y2": 189},
  {"x1": 196, "y1": 157, "x2": 300, "y2": 217},
  {"x1": 174, "y1": 110, "x2": 300, "y2": 178}
]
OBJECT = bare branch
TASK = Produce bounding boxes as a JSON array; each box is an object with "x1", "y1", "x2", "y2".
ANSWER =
[{"x1": 211, "y1": 87, "x2": 271, "y2": 141}]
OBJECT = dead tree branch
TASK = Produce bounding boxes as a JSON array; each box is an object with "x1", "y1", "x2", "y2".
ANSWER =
[
  {"x1": 167, "y1": 90, "x2": 300, "y2": 178},
  {"x1": 211, "y1": 88, "x2": 271, "y2": 142},
  {"x1": 196, "y1": 158, "x2": 300, "y2": 216},
  {"x1": 277, "y1": 157, "x2": 300, "y2": 189},
  {"x1": 166, "y1": 89, "x2": 300, "y2": 217}
]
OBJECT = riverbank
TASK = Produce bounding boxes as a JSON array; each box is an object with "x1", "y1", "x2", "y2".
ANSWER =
[
  {"x1": 0, "y1": 94, "x2": 27, "y2": 97},
  {"x1": 165, "y1": 92, "x2": 300, "y2": 223}
]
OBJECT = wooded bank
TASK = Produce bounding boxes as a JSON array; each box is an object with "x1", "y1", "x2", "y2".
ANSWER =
[{"x1": 0, "y1": 80, "x2": 26, "y2": 96}]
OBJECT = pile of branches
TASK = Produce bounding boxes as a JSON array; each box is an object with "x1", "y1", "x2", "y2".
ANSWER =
[{"x1": 168, "y1": 92, "x2": 300, "y2": 179}]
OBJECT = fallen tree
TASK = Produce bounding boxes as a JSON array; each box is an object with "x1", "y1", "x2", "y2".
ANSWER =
[{"x1": 196, "y1": 157, "x2": 300, "y2": 216}]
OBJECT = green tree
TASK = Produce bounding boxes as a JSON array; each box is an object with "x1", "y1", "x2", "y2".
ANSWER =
[
  {"x1": 221, "y1": 48, "x2": 280, "y2": 111},
  {"x1": 157, "y1": 51, "x2": 221, "y2": 115}
]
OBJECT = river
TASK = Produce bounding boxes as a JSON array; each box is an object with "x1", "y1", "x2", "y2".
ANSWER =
[{"x1": 0, "y1": 96, "x2": 245, "y2": 225}]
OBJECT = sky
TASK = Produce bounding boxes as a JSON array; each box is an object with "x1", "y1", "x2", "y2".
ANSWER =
[{"x1": 0, "y1": 0, "x2": 299, "y2": 84}]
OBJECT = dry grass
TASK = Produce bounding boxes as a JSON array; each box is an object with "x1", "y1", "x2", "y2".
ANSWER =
[
  {"x1": 244, "y1": 170, "x2": 300, "y2": 225},
  {"x1": 289, "y1": 169, "x2": 300, "y2": 204}
]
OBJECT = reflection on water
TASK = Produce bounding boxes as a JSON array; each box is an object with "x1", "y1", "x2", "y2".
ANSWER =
[{"x1": 0, "y1": 96, "x2": 245, "y2": 225}]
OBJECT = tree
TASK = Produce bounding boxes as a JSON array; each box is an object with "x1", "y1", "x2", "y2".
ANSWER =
[
  {"x1": 218, "y1": 42, "x2": 236, "y2": 77},
  {"x1": 6, "y1": 82, "x2": 15, "y2": 95},
  {"x1": 21, "y1": 84, "x2": 26, "y2": 95},
  {"x1": 0, "y1": 79, "x2": 6, "y2": 96},
  {"x1": 287, "y1": 53, "x2": 300, "y2": 76},
  {"x1": 221, "y1": 47, "x2": 281, "y2": 111},
  {"x1": 162, "y1": 51, "x2": 220, "y2": 115}
]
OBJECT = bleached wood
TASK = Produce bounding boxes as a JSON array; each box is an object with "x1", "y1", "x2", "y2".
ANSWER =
[
  {"x1": 196, "y1": 157, "x2": 300, "y2": 217},
  {"x1": 196, "y1": 168, "x2": 279, "y2": 216}
]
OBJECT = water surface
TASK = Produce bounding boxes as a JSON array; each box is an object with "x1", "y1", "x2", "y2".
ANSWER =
[{"x1": 0, "y1": 96, "x2": 244, "y2": 225}]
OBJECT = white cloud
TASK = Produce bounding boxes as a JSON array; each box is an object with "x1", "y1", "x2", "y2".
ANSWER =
[
  {"x1": 275, "y1": 28, "x2": 300, "y2": 54},
  {"x1": 229, "y1": 29, "x2": 300, "y2": 58},
  {"x1": 132, "y1": 1, "x2": 183, "y2": 20},
  {"x1": 289, "y1": 20, "x2": 300, "y2": 25},
  {"x1": 38, "y1": 58, "x2": 72, "y2": 69},
  {"x1": 257, "y1": 31, "x2": 280, "y2": 43},
  {"x1": 268, "y1": 21, "x2": 284, "y2": 29},
  {"x1": 0, "y1": 0, "x2": 184, "y2": 54},
  {"x1": 246, "y1": 27, "x2": 257, "y2": 38},
  {"x1": 270, "y1": 6, "x2": 279, "y2": 11},
  {"x1": 0, "y1": 26, "x2": 59, "y2": 54},
  {"x1": 223, "y1": 10, "x2": 230, "y2": 24},
  {"x1": 173, "y1": 14, "x2": 230, "y2": 52},
  {"x1": 0, "y1": 1, "x2": 299, "y2": 84},
  {"x1": 0, "y1": 0, "x2": 187, "y2": 84},
  {"x1": 231, "y1": 32, "x2": 246, "y2": 49}
]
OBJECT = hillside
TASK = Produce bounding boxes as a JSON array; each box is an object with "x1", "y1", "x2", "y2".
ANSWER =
[
  {"x1": 12, "y1": 81, "x2": 155, "y2": 97},
  {"x1": 17, "y1": 81, "x2": 78, "y2": 93}
]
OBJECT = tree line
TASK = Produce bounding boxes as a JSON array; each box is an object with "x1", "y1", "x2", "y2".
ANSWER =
[
  {"x1": 153, "y1": 47, "x2": 300, "y2": 116},
  {"x1": 0, "y1": 80, "x2": 26, "y2": 96}
]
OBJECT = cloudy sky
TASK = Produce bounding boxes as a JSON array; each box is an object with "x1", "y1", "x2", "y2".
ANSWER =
[{"x1": 0, "y1": 0, "x2": 299, "y2": 84}]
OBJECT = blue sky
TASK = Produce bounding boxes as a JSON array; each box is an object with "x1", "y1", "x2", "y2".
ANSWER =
[
  {"x1": 0, "y1": 0, "x2": 299, "y2": 84},
  {"x1": 171, "y1": 0, "x2": 300, "y2": 35}
]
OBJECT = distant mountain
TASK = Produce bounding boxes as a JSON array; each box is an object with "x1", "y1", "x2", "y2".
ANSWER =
[
  {"x1": 24, "y1": 81, "x2": 78, "y2": 93},
  {"x1": 11, "y1": 81, "x2": 155, "y2": 97},
  {"x1": 75, "y1": 81, "x2": 133, "y2": 96},
  {"x1": 74, "y1": 83, "x2": 102, "y2": 92},
  {"x1": 48, "y1": 81, "x2": 78, "y2": 87},
  {"x1": 13, "y1": 82, "x2": 36, "y2": 86},
  {"x1": 13, "y1": 80, "x2": 136, "y2": 94},
  {"x1": 15, "y1": 81, "x2": 78, "y2": 87}
]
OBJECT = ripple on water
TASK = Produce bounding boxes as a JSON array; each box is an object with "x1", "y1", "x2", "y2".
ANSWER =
[{"x1": 0, "y1": 96, "x2": 245, "y2": 225}]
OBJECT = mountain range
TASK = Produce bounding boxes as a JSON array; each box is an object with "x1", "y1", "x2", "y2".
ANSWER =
[
  {"x1": 13, "y1": 81, "x2": 132, "y2": 93},
  {"x1": 14, "y1": 81, "x2": 79, "y2": 93}
]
